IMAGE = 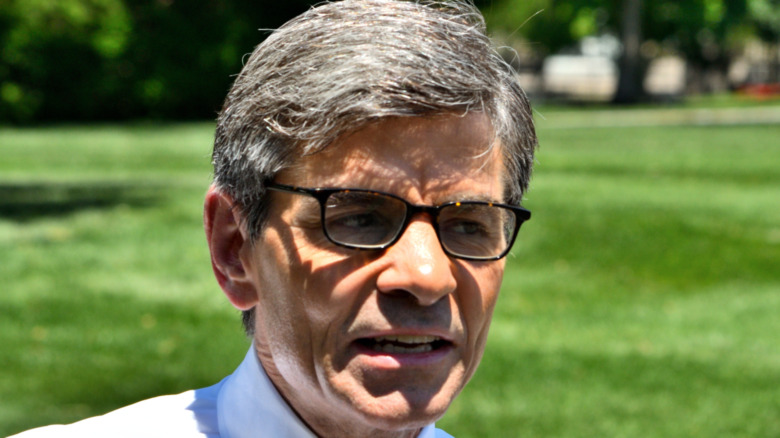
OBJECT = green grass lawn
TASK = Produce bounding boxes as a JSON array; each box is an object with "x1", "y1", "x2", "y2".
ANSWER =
[{"x1": 2, "y1": 107, "x2": 779, "y2": 437}]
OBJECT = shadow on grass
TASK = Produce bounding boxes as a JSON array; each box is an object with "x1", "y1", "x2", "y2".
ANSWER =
[{"x1": 0, "y1": 181, "x2": 165, "y2": 221}]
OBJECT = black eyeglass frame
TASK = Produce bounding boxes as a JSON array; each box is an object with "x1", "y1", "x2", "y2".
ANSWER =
[{"x1": 266, "y1": 182, "x2": 531, "y2": 261}]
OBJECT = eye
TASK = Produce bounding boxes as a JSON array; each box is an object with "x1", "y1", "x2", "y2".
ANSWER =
[
  {"x1": 321, "y1": 191, "x2": 408, "y2": 247},
  {"x1": 324, "y1": 205, "x2": 397, "y2": 246},
  {"x1": 328, "y1": 210, "x2": 384, "y2": 229},
  {"x1": 438, "y1": 205, "x2": 512, "y2": 257},
  {"x1": 439, "y1": 204, "x2": 498, "y2": 237},
  {"x1": 447, "y1": 219, "x2": 489, "y2": 237}
]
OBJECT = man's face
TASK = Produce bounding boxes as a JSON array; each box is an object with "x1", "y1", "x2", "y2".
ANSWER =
[{"x1": 240, "y1": 113, "x2": 507, "y2": 436}]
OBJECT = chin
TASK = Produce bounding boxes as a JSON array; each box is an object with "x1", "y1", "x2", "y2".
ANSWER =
[
  {"x1": 347, "y1": 385, "x2": 458, "y2": 432},
  {"x1": 358, "y1": 407, "x2": 445, "y2": 433},
  {"x1": 325, "y1": 355, "x2": 472, "y2": 433}
]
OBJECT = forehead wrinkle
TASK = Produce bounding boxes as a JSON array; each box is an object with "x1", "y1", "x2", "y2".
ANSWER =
[
  {"x1": 415, "y1": 142, "x2": 505, "y2": 204},
  {"x1": 329, "y1": 147, "x2": 503, "y2": 204},
  {"x1": 280, "y1": 113, "x2": 505, "y2": 202}
]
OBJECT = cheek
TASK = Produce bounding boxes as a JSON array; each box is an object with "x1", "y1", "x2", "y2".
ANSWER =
[
  {"x1": 300, "y1": 256, "x2": 378, "y2": 347},
  {"x1": 254, "y1": 263, "x2": 310, "y2": 355},
  {"x1": 257, "y1": 232, "x2": 371, "y2": 356},
  {"x1": 460, "y1": 262, "x2": 504, "y2": 348},
  {"x1": 248, "y1": 229, "x2": 316, "y2": 360}
]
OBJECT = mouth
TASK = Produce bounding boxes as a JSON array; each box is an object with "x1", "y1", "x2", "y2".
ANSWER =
[{"x1": 355, "y1": 335, "x2": 452, "y2": 355}]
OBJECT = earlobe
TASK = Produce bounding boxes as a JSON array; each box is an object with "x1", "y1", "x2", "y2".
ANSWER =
[{"x1": 204, "y1": 185, "x2": 259, "y2": 310}]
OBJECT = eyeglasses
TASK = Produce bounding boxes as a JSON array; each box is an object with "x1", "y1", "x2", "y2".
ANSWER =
[{"x1": 266, "y1": 183, "x2": 530, "y2": 261}]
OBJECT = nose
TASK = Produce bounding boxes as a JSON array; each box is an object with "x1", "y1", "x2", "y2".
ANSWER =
[{"x1": 375, "y1": 216, "x2": 457, "y2": 306}]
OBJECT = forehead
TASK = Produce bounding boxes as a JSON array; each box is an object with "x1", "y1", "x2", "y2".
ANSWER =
[{"x1": 280, "y1": 113, "x2": 505, "y2": 201}]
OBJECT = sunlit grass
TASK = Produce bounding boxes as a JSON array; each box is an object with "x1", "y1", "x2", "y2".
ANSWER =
[{"x1": 2, "y1": 109, "x2": 779, "y2": 436}]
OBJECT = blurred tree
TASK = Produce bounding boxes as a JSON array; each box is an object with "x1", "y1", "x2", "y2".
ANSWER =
[
  {"x1": 747, "y1": 0, "x2": 780, "y2": 81},
  {"x1": 614, "y1": 0, "x2": 642, "y2": 103},
  {"x1": 481, "y1": 0, "x2": 758, "y2": 101},
  {"x1": 0, "y1": 0, "x2": 315, "y2": 123},
  {"x1": 116, "y1": 0, "x2": 313, "y2": 120},
  {"x1": 0, "y1": 0, "x2": 132, "y2": 122}
]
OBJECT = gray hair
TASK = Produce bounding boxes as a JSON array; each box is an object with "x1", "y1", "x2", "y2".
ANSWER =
[{"x1": 211, "y1": 0, "x2": 537, "y2": 334}]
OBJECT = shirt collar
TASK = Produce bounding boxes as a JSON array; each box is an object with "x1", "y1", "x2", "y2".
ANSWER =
[{"x1": 217, "y1": 345, "x2": 439, "y2": 438}]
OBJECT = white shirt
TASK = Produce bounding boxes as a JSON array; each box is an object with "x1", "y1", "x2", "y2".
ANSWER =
[{"x1": 10, "y1": 346, "x2": 453, "y2": 438}]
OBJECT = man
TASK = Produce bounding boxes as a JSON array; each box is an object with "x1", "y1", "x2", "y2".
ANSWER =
[{"x1": 12, "y1": 0, "x2": 536, "y2": 436}]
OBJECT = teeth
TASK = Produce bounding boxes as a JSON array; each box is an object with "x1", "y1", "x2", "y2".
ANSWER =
[
  {"x1": 369, "y1": 335, "x2": 442, "y2": 354},
  {"x1": 374, "y1": 335, "x2": 440, "y2": 344},
  {"x1": 374, "y1": 343, "x2": 433, "y2": 354}
]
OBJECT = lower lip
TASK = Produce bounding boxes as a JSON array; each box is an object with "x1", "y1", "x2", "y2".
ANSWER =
[{"x1": 350, "y1": 342, "x2": 455, "y2": 369}]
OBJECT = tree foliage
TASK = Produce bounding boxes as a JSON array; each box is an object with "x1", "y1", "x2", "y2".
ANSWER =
[
  {"x1": 748, "y1": 0, "x2": 780, "y2": 39},
  {"x1": 0, "y1": 0, "x2": 315, "y2": 123}
]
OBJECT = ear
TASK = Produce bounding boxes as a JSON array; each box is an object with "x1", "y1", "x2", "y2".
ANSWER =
[{"x1": 204, "y1": 185, "x2": 258, "y2": 310}]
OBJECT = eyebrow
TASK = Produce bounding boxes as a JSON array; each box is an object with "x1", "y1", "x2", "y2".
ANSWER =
[
  {"x1": 279, "y1": 183, "x2": 504, "y2": 205},
  {"x1": 430, "y1": 190, "x2": 504, "y2": 205},
  {"x1": 395, "y1": 190, "x2": 504, "y2": 206}
]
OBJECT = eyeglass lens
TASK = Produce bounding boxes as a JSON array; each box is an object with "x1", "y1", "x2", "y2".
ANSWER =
[
  {"x1": 324, "y1": 191, "x2": 406, "y2": 247},
  {"x1": 438, "y1": 203, "x2": 515, "y2": 258},
  {"x1": 322, "y1": 190, "x2": 516, "y2": 258}
]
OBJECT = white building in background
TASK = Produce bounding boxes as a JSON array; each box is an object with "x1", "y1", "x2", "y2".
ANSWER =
[
  {"x1": 537, "y1": 34, "x2": 688, "y2": 101},
  {"x1": 542, "y1": 54, "x2": 618, "y2": 100},
  {"x1": 644, "y1": 56, "x2": 686, "y2": 96},
  {"x1": 540, "y1": 35, "x2": 619, "y2": 101}
]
